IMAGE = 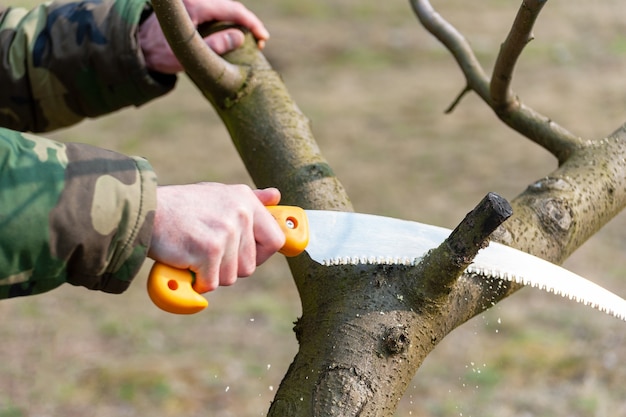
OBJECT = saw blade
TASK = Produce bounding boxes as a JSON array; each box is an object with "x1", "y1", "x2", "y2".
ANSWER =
[{"x1": 302, "y1": 210, "x2": 626, "y2": 321}]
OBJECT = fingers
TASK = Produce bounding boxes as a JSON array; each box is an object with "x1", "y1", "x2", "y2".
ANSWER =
[
  {"x1": 193, "y1": 206, "x2": 256, "y2": 293},
  {"x1": 189, "y1": 0, "x2": 270, "y2": 45},
  {"x1": 140, "y1": 0, "x2": 270, "y2": 73},
  {"x1": 205, "y1": 29, "x2": 245, "y2": 55},
  {"x1": 195, "y1": 187, "x2": 285, "y2": 292},
  {"x1": 149, "y1": 184, "x2": 285, "y2": 294}
]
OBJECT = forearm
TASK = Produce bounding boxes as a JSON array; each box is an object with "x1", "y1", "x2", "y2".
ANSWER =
[
  {"x1": 0, "y1": 0, "x2": 176, "y2": 133},
  {"x1": 0, "y1": 128, "x2": 157, "y2": 298}
]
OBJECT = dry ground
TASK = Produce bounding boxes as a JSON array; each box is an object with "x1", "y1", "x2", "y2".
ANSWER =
[{"x1": 2, "y1": 0, "x2": 626, "y2": 416}]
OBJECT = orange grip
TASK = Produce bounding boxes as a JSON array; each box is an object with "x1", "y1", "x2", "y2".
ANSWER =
[
  {"x1": 265, "y1": 205, "x2": 309, "y2": 257},
  {"x1": 147, "y1": 205, "x2": 309, "y2": 314},
  {"x1": 147, "y1": 262, "x2": 209, "y2": 314}
]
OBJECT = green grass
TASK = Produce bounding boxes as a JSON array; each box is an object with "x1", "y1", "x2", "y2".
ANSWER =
[{"x1": 0, "y1": 406, "x2": 24, "y2": 417}]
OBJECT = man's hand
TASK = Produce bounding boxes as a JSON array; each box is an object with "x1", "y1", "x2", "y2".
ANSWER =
[
  {"x1": 148, "y1": 183, "x2": 286, "y2": 293},
  {"x1": 138, "y1": 0, "x2": 270, "y2": 74}
]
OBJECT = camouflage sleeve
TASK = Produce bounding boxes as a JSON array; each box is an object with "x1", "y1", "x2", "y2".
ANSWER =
[
  {"x1": 0, "y1": 127, "x2": 157, "y2": 298},
  {"x1": 0, "y1": 0, "x2": 176, "y2": 132}
]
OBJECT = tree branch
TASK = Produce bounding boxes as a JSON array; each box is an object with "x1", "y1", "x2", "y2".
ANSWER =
[
  {"x1": 410, "y1": 0, "x2": 585, "y2": 163},
  {"x1": 490, "y1": 0, "x2": 546, "y2": 109},
  {"x1": 150, "y1": 0, "x2": 248, "y2": 99},
  {"x1": 151, "y1": 0, "x2": 351, "y2": 209}
]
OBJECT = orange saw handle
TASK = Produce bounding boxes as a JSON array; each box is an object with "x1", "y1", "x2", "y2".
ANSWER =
[{"x1": 146, "y1": 205, "x2": 309, "y2": 314}]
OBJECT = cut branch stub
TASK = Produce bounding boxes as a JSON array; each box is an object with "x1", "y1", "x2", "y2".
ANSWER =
[{"x1": 417, "y1": 192, "x2": 513, "y2": 299}]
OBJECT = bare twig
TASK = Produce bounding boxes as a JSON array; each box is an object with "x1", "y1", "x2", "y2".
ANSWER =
[
  {"x1": 444, "y1": 86, "x2": 471, "y2": 114},
  {"x1": 490, "y1": 0, "x2": 546, "y2": 109},
  {"x1": 410, "y1": 0, "x2": 490, "y2": 103},
  {"x1": 151, "y1": 0, "x2": 247, "y2": 98},
  {"x1": 410, "y1": 0, "x2": 585, "y2": 163}
]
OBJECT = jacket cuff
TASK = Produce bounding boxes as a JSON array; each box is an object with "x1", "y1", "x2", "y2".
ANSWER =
[{"x1": 102, "y1": 156, "x2": 157, "y2": 293}]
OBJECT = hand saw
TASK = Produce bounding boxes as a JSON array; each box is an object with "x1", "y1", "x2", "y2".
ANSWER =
[{"x1": 147, "y1": 206, "x2": 626, "y2": 320}]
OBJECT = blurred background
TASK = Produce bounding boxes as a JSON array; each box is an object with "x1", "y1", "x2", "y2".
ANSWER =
[{"x1": 2, "y1": 0, "x2": 625, "y2": 415}]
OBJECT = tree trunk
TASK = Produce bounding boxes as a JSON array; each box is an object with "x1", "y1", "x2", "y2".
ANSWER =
[{"x1": 213, "y1": 40, "x2": 626, "y2": 416}]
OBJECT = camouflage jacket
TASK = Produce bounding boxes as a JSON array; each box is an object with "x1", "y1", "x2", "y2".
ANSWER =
[{"x1": 0, "y1": 0, "x2": 177, "y2": 298}]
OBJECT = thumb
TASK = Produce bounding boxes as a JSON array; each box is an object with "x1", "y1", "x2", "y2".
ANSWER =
[{"x1": 254, "y1": 188, "x2": 282, "y2": 206}]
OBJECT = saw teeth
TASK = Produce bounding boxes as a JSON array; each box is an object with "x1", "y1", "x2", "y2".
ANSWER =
[
  {"x1": 468, "y1": 266, "x2": 626, "y2": 321},
  {"x1": 321, "y1": 256, "x2": 418, "y2": 266},
  {"x1": 316, "y1": 258, "x2": 626, "y2": 321}
]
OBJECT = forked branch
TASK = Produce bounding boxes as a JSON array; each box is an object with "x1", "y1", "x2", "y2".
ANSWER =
[{"x1": 410, "y1": 0, "x2": 585, "y2": 163}]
